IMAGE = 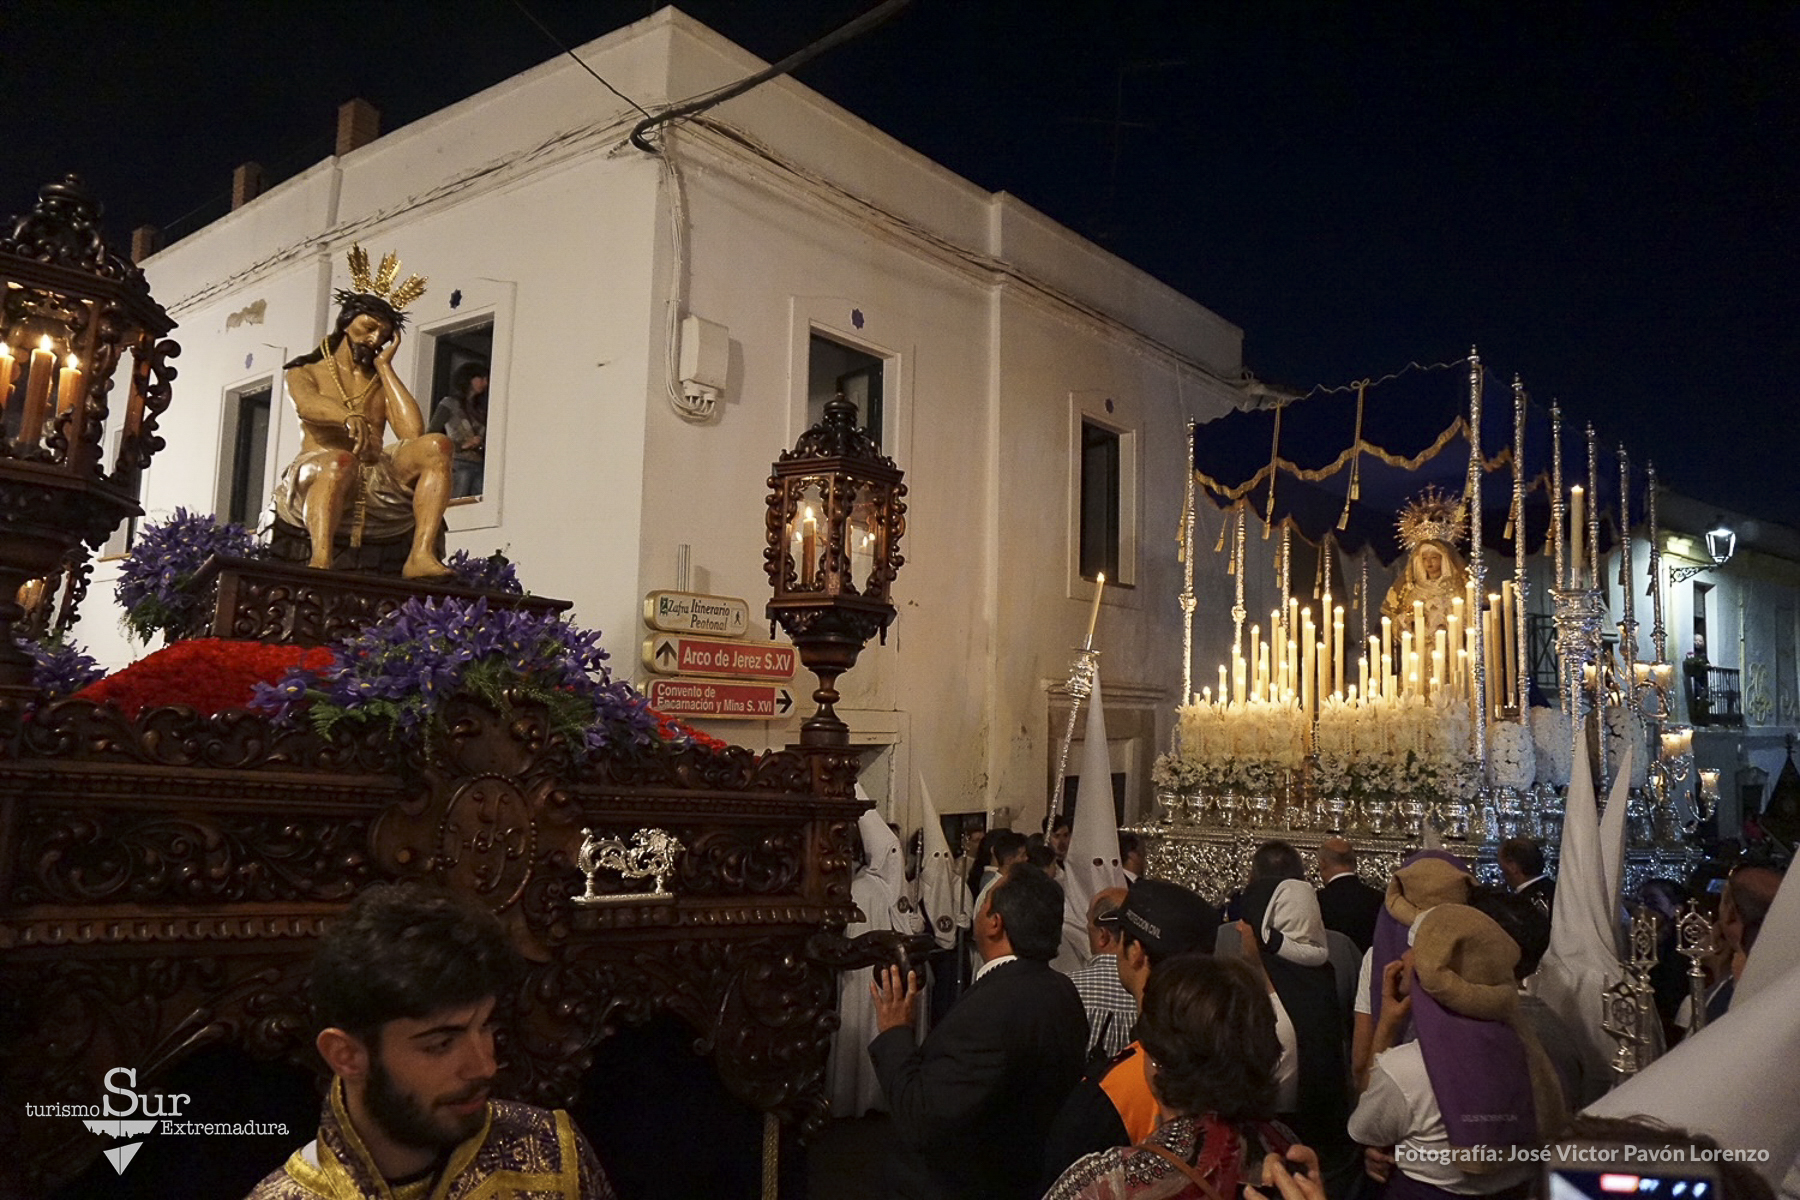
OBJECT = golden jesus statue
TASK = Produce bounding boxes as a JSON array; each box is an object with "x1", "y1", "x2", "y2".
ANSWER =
[{"x1": 271, "y1": 247, "x2": 454, "y2": 579}]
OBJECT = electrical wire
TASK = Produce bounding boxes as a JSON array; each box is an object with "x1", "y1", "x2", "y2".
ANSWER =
[
  {"x1": 507, "y1": 0, "x2": 653, "y2": 121},
  {"x1": 629, "y1": 0, "x2": 914, "y2": 153}
]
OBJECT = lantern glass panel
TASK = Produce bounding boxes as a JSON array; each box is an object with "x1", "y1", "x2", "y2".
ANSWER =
[
  {"x1": 787, "y1": 477, "x2": 829, "y2": 592},
  {"x1": 1705, "y1": 526, "x2": 1734, "y2": 565},
  {"x1": 848, "y1": 486, "x2": 883, "y2": 597}
]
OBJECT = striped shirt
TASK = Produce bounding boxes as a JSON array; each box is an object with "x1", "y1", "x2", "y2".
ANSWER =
[{"x1": 1070, "y1": 953, "x2": 1136, "y2": 1062}]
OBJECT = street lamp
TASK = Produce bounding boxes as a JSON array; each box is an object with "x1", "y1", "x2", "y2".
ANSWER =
[
  {"x1": 0, "y1": 176, "x2": 179, "y2": 690},
  {"x1": 764, "y1": 393, "x2": 906, "y2": 746},
  {"x1": 1670, "y1": 521, "x2": 1735, "y2": 585}
]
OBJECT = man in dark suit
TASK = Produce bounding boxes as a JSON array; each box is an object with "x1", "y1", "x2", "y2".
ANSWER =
[
  {"x1": 1315, "y1": 836, "x2": 1384, "y2": 953},
  {"x1": 869, "y1": 861, "x2": 1086, "y2": 1200},
  {"x1": 1499, "y1": 837, "x2": 1556, "y2": 919}
]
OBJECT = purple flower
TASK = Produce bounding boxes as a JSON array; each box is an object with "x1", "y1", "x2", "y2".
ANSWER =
[
  {"x1": 17, "y1": 635, "x2": 104, "y2": 700},
  {"x1": 115, "y1": 508, "x2": 261, "y2": 642},
  {"x1": 445, "y1": 550, "x2": 524, "y2": 595},
  {"x1": 248, "y1": 594, "x2": 661, "y2": 756}
]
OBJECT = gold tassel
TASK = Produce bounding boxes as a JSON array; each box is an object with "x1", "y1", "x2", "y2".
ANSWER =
[
  {"x1": 1337, "y1": 383, "x2": 1366, "y2": 532},
  {"x1": 1263, "y1": 402, "x2": 1284, "y2": 535}
]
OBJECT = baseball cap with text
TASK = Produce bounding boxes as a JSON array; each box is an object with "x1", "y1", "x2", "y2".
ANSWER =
[{"x1": 1098, "y1": 878, "x2": 1219, "y2": 960}]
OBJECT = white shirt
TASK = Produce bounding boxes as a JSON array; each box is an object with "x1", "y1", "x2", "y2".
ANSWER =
[
  {"x1": 1270, "y1": 991, "x2": 1299, "y2": 1112},
  {"x1": 1349, "y1": 1042, "x2": 1535, "y2": 1194},
  {"x1": 1355, "y1": 947, "x2": 1375, "y2": 1016}
]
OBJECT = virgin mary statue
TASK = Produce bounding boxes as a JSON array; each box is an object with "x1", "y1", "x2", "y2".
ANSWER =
[{"x1": 1381, "y1": 487, "x2": 1470, "y2": 640}]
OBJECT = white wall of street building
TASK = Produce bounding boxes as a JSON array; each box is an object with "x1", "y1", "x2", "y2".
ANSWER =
[{"x1": 68, "y1": 9, "x2": 1254, "y2": 838}]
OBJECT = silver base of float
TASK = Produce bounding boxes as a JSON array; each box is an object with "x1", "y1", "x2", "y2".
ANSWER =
[{"x1": 1132, "y1": 784, "x2": 1696, "y2": 905}]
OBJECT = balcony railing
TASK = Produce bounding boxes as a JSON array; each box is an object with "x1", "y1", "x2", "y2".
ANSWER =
[{"x1": 1684, "y1": 661, "x2": 1743, "y2": 727}]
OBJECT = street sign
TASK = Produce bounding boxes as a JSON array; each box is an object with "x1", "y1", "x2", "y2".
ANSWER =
[
  {"x1": 643, "y1": 590, "x2": 751, "y2": 637},
  {"x1": 646, "y1": 678, "x2": 795, "y2": 720},
  {"x1": 643, "y1": 634, "x2": 797, "y2": 680}
]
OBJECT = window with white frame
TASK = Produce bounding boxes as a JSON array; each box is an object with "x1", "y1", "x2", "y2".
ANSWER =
[
  {"x1": 422, "y1": 319, "x2": 495, "y2": 502},
  {"x1": 217, "y1": 381, "x2": 273, "y2": 528},
  {"x1": 807, "y1": 333, "x2": 885, "y2": 446},
  {"x1": 1073, "y1": 409, "x2": 1137, "y2": 586}
]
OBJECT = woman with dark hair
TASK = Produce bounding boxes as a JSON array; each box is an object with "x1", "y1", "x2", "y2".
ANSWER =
[
  {"x1": 1044, "y1": 955, "x2": 1318, "y2": 1200},
  {"x1": 428, "y1": 361, "x2": 489, "y2": 497},
  {"x1": 1239, "y1": 877, "x2": 1356, "y2": 1197}
]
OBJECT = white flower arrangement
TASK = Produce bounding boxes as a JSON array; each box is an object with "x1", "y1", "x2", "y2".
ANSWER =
[
  {"x1": 1177, "y1": 690, "x2": 1469, "y2": 806},
  {"x1": 1489, "y1": 719, "x2": 1537, "y2": 790},
  {"x1": 1531, "y1": 707, "x2": 1573, "y2": 787}
]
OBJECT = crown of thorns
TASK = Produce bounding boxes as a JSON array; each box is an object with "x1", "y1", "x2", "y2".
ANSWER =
[{"x1": 332, "y1": 244, "x2": 427, "y2": 322}]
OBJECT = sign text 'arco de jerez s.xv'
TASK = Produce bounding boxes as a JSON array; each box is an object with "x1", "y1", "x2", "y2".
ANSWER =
[
  {"x1": 643, "y1": 634, "x2": 796, "y2": 681},
  {"x1": 643, "y1": 590, "x2": 750, "y2": 637}
]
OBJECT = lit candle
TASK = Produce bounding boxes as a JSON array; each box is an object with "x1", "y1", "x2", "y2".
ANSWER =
[
  {"x1": 1250, "y1": 624, "x2": 1263, "y2": 699},
  {"x1": 0, "y1": 343, "x2": 14, "y2": 415},
  {"x1": 1317, "y1": 636, "x2": 1332, "y2": 712},
  {"x1": 1380, "y1": 614, "x2": 1393, "y2": 663},
  {"x1": 1400, "y1": 630, "x2": 1413, "y2": 696},
  {"x1": 800, "y1": 506, "x2": 818, "y2": 589},
  {"x1": 1412, "y1": 599, "x2": 1426, "y2": 670},
  {"x1": 1358, "y1": 654, "x2": 1369, "y2": 700},
  {"x1": 1219, "y1": 663, "x2": 1228, "y2": 703},
  {"x1": 1366, "y1": 636, "x2": 1380, "y2": 699},
  {"x1": 1258, "y1": 643, "x2": 1270, "y2": 702},
  {"x1": 1202, "y1": 686, "x2": 1212, "y2": 705},
  {"x1": 1333, "y1": 607, "x2": 1345, "y2": 699},
  {"x1": 1457, "y1": 647, "x2": 1469, "y2": 699},
  {"x1": 1286, "y1": 637, "x2": 1298, "y2": 700},
  {"x1": 1083, "y1": 571, "x2": 1106, "y2": 649},
  {"x1": 1484, "y1": 607, "x2": 1501, "y2": 719},
  {"x1": 1380, "y1": 650, "x2": 1392, "y2": 700},
  {"x1": 1271, "y1": 610, "x2": 1284, "y2": 694},
  {"x1": 55, "y1": 353, "x2": 83, "y2": 417},
  {"x1": 19, "y1": 336, "x2": 55, "y2": 447},
  {"x1": 1447, "y1": 600, "x2": 1463, "y2": 697},
  {"x1": 1569, "y1": 485, "x2": 1586, "y2": 586},
  {"x1": 1433, "y1": 628, "x2": 1447, "y2": 692},
  {"x1": 1302, "y1": 635, "x2": 1316, "y2": 727},
  {"x1": 1500, "y1": 581, "x2": 1517, "y2": 709}
]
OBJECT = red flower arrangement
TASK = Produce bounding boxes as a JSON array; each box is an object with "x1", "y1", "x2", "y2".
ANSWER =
[
  {"x1": 653, "y1": 709, "x2": 731, "y2": 753},
  {"x1": 71, "y1": 636, "x2": 736, "y2": 757},
  {"x1": 73, "y1": 639, "x2": 336, "y2": 719}
]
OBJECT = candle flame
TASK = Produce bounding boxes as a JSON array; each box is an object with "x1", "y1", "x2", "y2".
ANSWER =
[
  {"x1": 65, "y1": 354, "x2": 79, "y2": 369},
  {"x1": 38, "y1": 334, "x2": 53, "y2": 351},
  {"x1": 1096, "y1": 571, "x2": 1106, "y2": 584}
]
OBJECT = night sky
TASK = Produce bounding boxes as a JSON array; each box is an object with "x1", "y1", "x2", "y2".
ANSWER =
[{"x1": 5, "y1": 1, "x2": 1795, "y2": 524}]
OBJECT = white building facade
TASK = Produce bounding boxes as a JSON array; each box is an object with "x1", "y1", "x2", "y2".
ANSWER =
[{"x1": 71, "y1": 9, "x2": 1255, "y2": 835}]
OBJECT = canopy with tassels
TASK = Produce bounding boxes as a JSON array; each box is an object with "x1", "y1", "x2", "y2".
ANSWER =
[{"x1": 1194, "y1": 357, "x2": 1640, "y2": 565}]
